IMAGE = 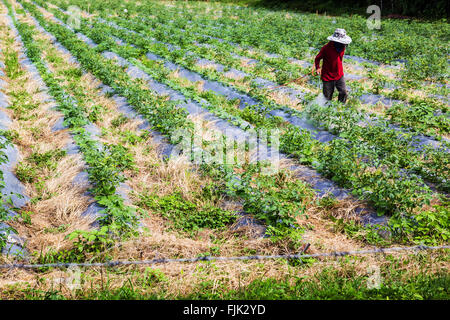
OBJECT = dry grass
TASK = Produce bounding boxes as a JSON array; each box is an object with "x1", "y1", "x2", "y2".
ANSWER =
[
  {"x1": 360, "y1": 100, "x2": 389, "y2": 115},
  {"x1": 223, "y1": 70, "x2": 245, "y2": 81},
  {"x1": 267, "y1": 89, "x2": 302, "y2": 109},
  {"x1": 1, "y1": 245, "x2": 447, "y2": 299},
  {"x1": 239, "y1": 56, "x2": 254, "y2": 68},
  {"x1": 196, "y1": 61, "x2": 219, "y2": 73},
  {"x1": 168, "y1": 70, "x2": 207, "y2": 92}
]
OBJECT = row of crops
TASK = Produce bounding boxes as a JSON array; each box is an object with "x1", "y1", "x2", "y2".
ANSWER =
[
  {"x1": 0, "y1": 0, "x2": 448, "y2": 286},
  {"x1": 58, "y1": 0, "x2": 450, "y2": 81}
]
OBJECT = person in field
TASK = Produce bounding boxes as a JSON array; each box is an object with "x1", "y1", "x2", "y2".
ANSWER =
[{"x1": 312, "y1": 28, "x2": 352, "y2": 103}]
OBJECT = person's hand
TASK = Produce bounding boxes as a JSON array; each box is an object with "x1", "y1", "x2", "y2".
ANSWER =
[{"x1": 312, "y1": 66, "x2": 321, "y2": 76}]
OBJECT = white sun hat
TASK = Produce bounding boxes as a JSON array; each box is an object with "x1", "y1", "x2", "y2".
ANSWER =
[{"x1": 327, "y1": 28, "x2": 352, "y2": 45}]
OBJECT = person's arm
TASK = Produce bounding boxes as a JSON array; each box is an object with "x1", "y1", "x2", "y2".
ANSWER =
[{"x1": 312, "y1": 45, "x2": 325, "y2": 75}]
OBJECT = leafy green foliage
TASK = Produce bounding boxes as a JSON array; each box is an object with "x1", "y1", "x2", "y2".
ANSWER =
[
  {"x1": 38, "y1": 226, "x2": 116, "y2": 264},
  {"x1": 15, "y1": 162, "x2": 37, "y2": 183},
  {"x1": 217, "y1": 268, "x2": 450, "y2": 300},
  {"x1": 265, "y1": 225, "x2": 304, "y2": 251},
  {"x1": 280, "y1": 126, "x2": 318, "y2": 164},
  {"x1": 204, "y1": 164, "x2": 310, "y2": 231},
  {"x1": 389, "y1": 203, "x2": 450, "y2": 245},
  {"x1": 111, "y1": 114, "x2": 129, "y2": 128},
  {"x1": 387, "y1": 102, "x2": 450, "y2": 136},
  {"x1": 403, "y1": 49, "x2": 448, "y2": 81},
  {"x1": 137, "y1": 191, "x2": 236, "y2": 234},
  {"x1": 28, "y1": 149, "x2": 67, "y2": 171}
]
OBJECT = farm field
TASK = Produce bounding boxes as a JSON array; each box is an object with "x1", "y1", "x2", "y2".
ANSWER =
[{"x1": 0, "y1": 0, "x2": 448, "y2": 301}]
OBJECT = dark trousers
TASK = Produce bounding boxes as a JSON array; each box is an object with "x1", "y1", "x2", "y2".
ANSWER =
[{"x1": 322, "y1": 76, "x2": 348, "y2": 103}]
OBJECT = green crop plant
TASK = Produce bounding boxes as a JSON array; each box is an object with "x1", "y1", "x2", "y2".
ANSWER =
[{"x1": 136, "y1": 191, "x2": 236, "y2": 234}]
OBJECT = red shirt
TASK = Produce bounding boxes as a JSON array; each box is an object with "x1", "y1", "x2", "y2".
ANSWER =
[{"x1": 314, "y1": 42, "x2": 345, "y2": 81}]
